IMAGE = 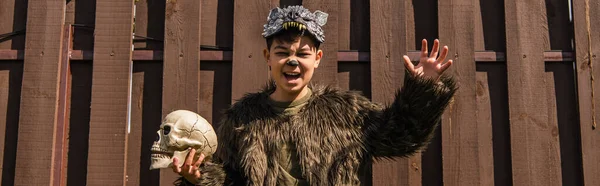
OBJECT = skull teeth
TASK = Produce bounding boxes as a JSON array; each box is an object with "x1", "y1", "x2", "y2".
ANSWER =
[
  {"x1": 151, "y1": 147, "x2": 173, "y2": 155},
  {"x1": 151, "y1": 153, "x2": 170, "y2": 157}
]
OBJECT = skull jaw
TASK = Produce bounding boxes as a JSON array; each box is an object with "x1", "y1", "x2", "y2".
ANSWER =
[
  {"x1": 149, "y1": 154, "x2": 173, "y2": 170},
  {"x1": 149, "y1": 149, "x2": 199, "y2": 170}
]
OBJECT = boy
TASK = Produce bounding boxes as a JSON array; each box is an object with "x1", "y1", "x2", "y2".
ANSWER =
[{"x1": 173, "y1": 5, "x2": 456, "y2": 185}]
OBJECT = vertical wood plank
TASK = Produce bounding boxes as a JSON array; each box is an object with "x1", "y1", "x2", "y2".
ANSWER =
[
  {"x1": 546, "y1": 62, "x2": 583, "y2": 186},
  {"x1": 0, "y1": 62, "x2": 23, "y2": 186},
  {"x1": 369, "y1": 0, "x2": 406, "y2": 112},
  {"x1": 201, "y1": 0, "x2": 235, "y2": 48},
  {"x1": 200, "y1": 61, "x2": 233, "y2": 127},
  {"x1": 410, "y1": 0, "x2": 438, "y2": 50},
  {"x1": 338, "y1": 0, "x2": 350, "y2": 50},
  {"x1": 127, "y1": 64, "x2": 146, "y2": 186},
  {"x1": 161, "y1": 0, "x2": 202, "y2": 185},
  {"x1": 409, "y1": 2, "x2": 439, "y2": 183},
  {"x1": 201, "y1": 0, "x2": 219, "y2": 47},
  {"x1": 477, "y1": 63, "x2": 513, "y2": 186},
  {"x1": 504, "y1": 0, "x2": 562, "y2": 185},
  {"x1": 0, "y1": 0, "x2": 26, "y2": 184},
  {"x1": 127, "y1": 62, "x2": 163, "y2": 186},
  {"x1": 473, "y1": 0, "x2": 485, "y2": 51},
  {"x1": 478, "y1": 0, "x2": 506, "y2": 52},
  {"x1": 370, "y1": 0, "x2": 421, "y2": 186},
  {"x1": 86, "y1": 0, "x2": 135, "y2": 184},
  {"x1": 162, "y1": 0, "x2": 201, "y2": 112},
  {"x1": 208, "y1": 0, "x2": 234, "y2": 49},
  {"x1": 438, "y1": 0, "x2": 487, "y2": 185},
  {"x1": 231, "y1": 0, "x2": 278, "y2": 101},
  {"x1": 54, "y1": 25, "x2": 72, "y2": 186},
  {"x1": 0, "y1": 67, "x2": 9, "y2": 184},
  {"x1": 0, "y1": 0, "x2": 27, "y2": 50},
  {"x1": 349, "y1": 0, "x2": 370, "y2": 51},
  {"x1": 199, "y1": 68, "x2": 216, "y2": 122},
  {"x1": 13, "y1": 0, "x2": 66, "y2": 185},
  {"x1": 0, "y1": 0, "x2": 18, "y2": 49},
  {"x1": 303, "y1": 0, "x2": 339, "y2": 86},
  {"x1": 66, "y1": 62, "x2": 93, "y2": 186},
  {"x1": 65, "y1": 0, "x2": 75, "y2": 25},
  {"x1": 573, "y1": 0, "x2": 600, "y2": 185},
  {"x1": 133, "y1": 0, "x2": 166, "y2": 50},
  {"x1": 473, "y1": 1, "x2": 501, "y2": 185},
  {"x1": 71, "y1": 0, "x2": 97, "y2": 51},
  {"x1": 474, "y1": 0, "x2": 511, "y2": 183},
  {"x1": 475, "y1": 72, "x2": 496, "y2": 186},
  {"x1": 545, "y1": 0, "x2": 574, "y2": 50}
]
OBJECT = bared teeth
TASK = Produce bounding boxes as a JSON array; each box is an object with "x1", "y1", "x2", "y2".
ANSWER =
[{"x1": 282, "y1": 22, "x2": 306, "y2": 30}]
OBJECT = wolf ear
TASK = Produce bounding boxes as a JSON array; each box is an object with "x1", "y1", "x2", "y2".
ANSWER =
[
  {"x1": 314, "y1": 10, "x2": 328, "y2": 26},
  {"x1": 268, "y1": 7, "x2": 283, "y2": 20}
]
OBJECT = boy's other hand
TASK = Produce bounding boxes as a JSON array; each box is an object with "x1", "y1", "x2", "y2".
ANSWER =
[
  {"x1": 403, "y1": 39, "x2": 453, "y2": 80},
  {"x1": 172, "y1": 148, "x2": 205, "y2": 184}
]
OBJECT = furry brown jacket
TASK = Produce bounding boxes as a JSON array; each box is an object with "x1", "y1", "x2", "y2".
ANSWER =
[{"x1": 176, "y1": 72, "x2": 457, "y2": 185}]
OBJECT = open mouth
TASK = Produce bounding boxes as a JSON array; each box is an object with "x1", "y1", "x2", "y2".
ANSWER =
[
  {"x1": 284, "y1": 72, "x2": 301, "y2": 81},
  {"x1": 283, "y1": 22, "x2": 306, "y2": 30}
]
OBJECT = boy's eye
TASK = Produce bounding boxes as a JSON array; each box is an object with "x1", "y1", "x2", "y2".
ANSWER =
[
  {"x1": 275, "y1": 52, "x2": 288, "y2": 56},
  {"x1": 297, "y1": 53, "x2": 310, "y2": 57}
]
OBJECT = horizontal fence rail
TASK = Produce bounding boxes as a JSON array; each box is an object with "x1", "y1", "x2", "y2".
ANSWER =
[{"x1": 0, "y1": 49, "x2": 576, "y2": 62}]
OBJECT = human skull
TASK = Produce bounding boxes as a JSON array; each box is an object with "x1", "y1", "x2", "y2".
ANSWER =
[{"x1": 150, "y1": 110, "x2": 218, "y2": 170}]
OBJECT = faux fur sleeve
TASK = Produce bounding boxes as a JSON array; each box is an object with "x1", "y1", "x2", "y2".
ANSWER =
[
  {"x1": 174, "y1": 116, "x2": 242, "y2": 186},
  {"x1": 364, "y1": 71, "x2": 457, "y2": 158}
]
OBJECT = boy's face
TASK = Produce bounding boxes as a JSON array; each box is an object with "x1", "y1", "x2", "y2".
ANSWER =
[{"x1": 263, "y1": 35, "x2": 322, "y2": 94}]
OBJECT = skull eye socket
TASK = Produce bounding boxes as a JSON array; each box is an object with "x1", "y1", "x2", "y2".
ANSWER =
[{"x1": 163, "y1": 125, "x2": 171, "y2": 135}]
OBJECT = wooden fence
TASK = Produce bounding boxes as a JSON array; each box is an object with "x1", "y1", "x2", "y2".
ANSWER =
[{"x1": 0, "y1": 0, "x2": 598, "y2": 185}]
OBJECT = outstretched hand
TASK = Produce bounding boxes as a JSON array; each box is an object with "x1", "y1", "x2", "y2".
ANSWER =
[
  {"x1": 172, "y1": 148, "x2": 205, "y2": 184},
  {"x1": 403, "y1": 39, "x2": 453, "y2": 80}
]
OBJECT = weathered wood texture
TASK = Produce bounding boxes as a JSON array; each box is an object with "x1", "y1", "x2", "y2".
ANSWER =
[
  {"x1": 86, "y1": 0, "x2": 135, "y2": 185},
  {"x1": 0, "y1": 0, "x2": 26, "y2": 185},
  {"x1": 63, "y1": 4, "x2": 96, "y2": 184},
  {"x1": 438, "y1": 0, "x2": 491, "y2": 186},
  {"x1": 0, "y1": 0, "x2": 27, "y2": 50},
  {"x1": 133, "y1": 0, "x2": 165, "y2": 50},
  {"x1": 160, "y1": 0, "x2": 202, "y2": 185},
  {"x1": 370, "y1": 0, "x2": 420, "y2": 186},
  {"x1": 127, "y1": 62, "x2": 163, "y2": 186},
  {"x1": 202, "y1": 0, "x2": 234, "y2": 49},
  {"x1": 13, "y1": 1, "x2": 66, "y2": 186},
  {"x1": 231, "y1": 0, "x2": 278, "y2": 101},
  {"x1": 504, "y1": 0, "x2": 563, "y2": 185},
  {"x1": 303, "y1": 0, "x2": 339, "y2": 86},
  {"x1": 413, "y1": 1, "x2": 442, "y2": 185},
  {"x1": 475, "y1": 71, "x2": 496, "y2": 186},
  {"x1": 573, "y1": 0, "x2": 600, "y2": 186},
  {"x1": 0, "y1": 61, "x2": 22, "y2": 186}
]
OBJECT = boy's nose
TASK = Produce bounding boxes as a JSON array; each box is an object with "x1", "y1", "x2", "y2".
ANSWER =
[{"x1": 286, "y1": 59, "x2": 299, "y2": 67}]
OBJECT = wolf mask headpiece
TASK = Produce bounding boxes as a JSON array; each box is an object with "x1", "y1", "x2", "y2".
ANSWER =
[{"x1": 262, "y1": 5, "x2": 329, "y2": 43}]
